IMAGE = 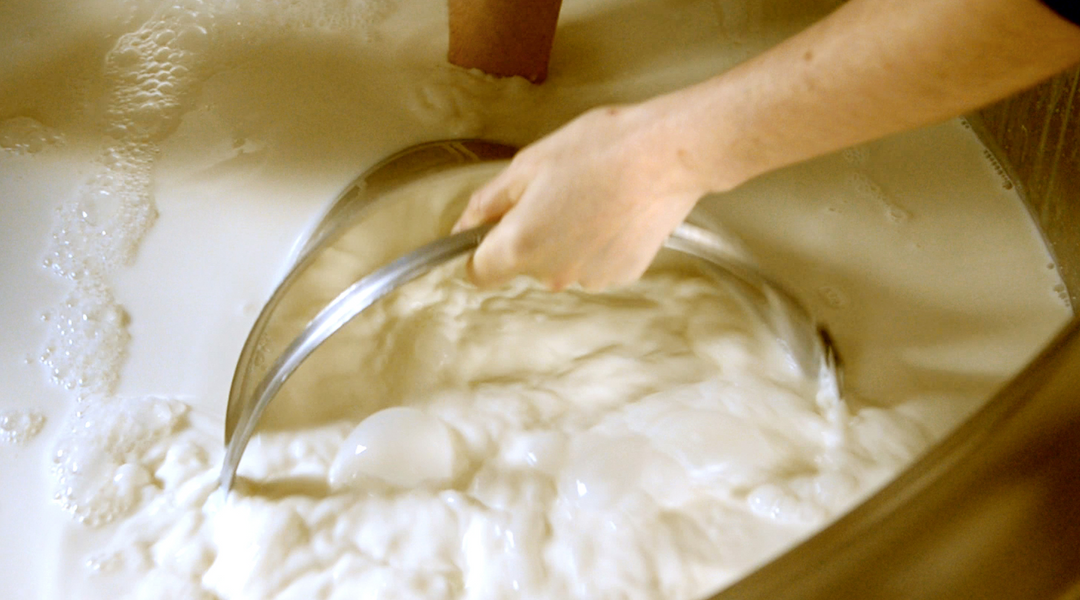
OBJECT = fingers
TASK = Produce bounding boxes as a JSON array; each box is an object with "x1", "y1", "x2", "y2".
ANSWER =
[
  {"x1": 467, "y1": 221, "x2": 520, "y2": 289},
  {"x1": 576, "y1": 230, "x2": 656, "y2": 292},
  {"x1": 452, "y1": 168, "x2": 527, "y2": 233}
]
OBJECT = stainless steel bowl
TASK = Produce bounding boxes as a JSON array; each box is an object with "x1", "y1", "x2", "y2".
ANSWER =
[{"x1": 706, "y1": 68, "x2": 1080, "y2": 600}]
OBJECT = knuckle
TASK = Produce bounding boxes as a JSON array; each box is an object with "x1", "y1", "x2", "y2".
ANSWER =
[
  {"x1": 501, "y1": 225, "x2": 539, "y2": 266},
  {"x1": 546, "y1": 272, "x2": 575, "y2": 292}
]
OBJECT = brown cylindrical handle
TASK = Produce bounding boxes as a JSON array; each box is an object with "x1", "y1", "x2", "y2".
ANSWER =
[{"x1": 448, "y1": 0, "x2": 563, "y2": 83}]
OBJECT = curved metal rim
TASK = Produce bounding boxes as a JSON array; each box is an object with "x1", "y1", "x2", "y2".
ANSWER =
[
  {"x1": 221, "y1": 224, "x2": 490, "y2": 492},
  {"x1": 224, "y1": 139, "x2": 518, "y2": 453},
  {"x1": 219, "y1": 219, "x2": 836, "y2": 492}
]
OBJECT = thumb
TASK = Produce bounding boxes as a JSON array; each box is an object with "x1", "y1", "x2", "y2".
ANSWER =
[
  {"x1": 452, "y1": 172, "x2": 527, "y2": 233},
  {"x1": 466, "y1": 222, "x2": 519, "y2": 288}
]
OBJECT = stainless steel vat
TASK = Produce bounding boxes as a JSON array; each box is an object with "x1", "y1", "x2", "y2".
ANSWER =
[{"x1": 708, "y1": 68, "x2": 1080, "y2": 600}]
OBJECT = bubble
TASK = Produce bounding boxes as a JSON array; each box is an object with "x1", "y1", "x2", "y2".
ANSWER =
[
  {"x1": 1053, "y1": 283, "x2": 1070, "y2": 305},
  {"x1": 0, "y1": 409, "x2": 46, "y2": 445},
  {"x1": 38, "y1": 0, "x2": 402, "y2": 404},
  {"x1": 328, "y1": 407, "x2": 458, "y2": 490}
]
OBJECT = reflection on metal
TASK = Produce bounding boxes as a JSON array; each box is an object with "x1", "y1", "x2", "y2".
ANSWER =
[
  {"x1": 220, "y1": 134, "x2": 841, "y2": 493},
  {"x1": 222, "y1": 139, "x2": 517, "y2": 493},
  {"x1": 979, "y1": 67, "x2": 1080, "y2": 306},
  {"x1": 705, "y1": 67, "x2": 1080, "y2": 599}
]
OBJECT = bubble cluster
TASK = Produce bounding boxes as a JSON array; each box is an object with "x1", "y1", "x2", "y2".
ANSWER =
[
  {"x1": 38, "y1": 0, "x2": 396, "y2": 397},
  {"x1": 0, "y1": 409, "x2": 47, "y2": 445},
  {"x1": 1053, "y1": 282, "x2": 1070, "y2": 306},
  {"x1": 102, "y1": 0, "x2": 216, "y2": 143},
  {"x1": 39, "y1": 279, "x2": 129, "y2": 396},
  {"x1": 52, "y1": 396, "x2": 187, "y2": 527},
  {"x1": 0, "y1": 116, "x2": 64, "y2": 155},
  {"x1": 40, "y1": 0, "x2": 217, "y2": 395},
  {"x1": 982, "y1": 148, "x2": 1015, "y2": 190},
  {"x1": 45, "y1": 155, "x2": 155, "y2": 281}
]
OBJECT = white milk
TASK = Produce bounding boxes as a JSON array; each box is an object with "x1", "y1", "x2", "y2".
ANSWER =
[{"x1": 0, "y1": 0, "x2": 1071, "y2": 598}]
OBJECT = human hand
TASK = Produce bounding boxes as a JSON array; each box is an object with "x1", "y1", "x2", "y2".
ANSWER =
[{"x1": 452, "y1": 104, "x2": 708, "y2": 291}]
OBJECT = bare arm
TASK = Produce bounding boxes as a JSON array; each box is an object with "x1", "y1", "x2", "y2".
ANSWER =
[
  {"x1": 454, "y1": 0, "x2": 1080, "y2": 290},
  {"x1": 447, "y1": 0, "x2": 562, "y2": 83}
]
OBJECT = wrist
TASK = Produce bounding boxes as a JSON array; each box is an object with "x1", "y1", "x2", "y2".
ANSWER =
[{"x1": 634, "y1": 81, "x2": 767, "y2": 197}]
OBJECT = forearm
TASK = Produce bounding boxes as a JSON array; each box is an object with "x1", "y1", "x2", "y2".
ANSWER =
[
  {"x1": 447, "y1": 0, "x2": 562, "y2": 83},
  {"x1": 453, "y1": 0, "x2": 1080, "y2": 290},
  {"x1": 641, "y1": 0, "x2": 1080, "y2": 194}
]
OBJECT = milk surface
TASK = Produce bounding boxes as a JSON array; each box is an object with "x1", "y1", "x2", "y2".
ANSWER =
[{"x1": 0, "y1": 0, "x2": 1072, "y2": 598}]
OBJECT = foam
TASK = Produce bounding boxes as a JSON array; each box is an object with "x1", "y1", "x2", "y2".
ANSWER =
[
  {"x1": 45, "y1": 250, "x2": 878, "y2": 599},
  {"x1": 982, "y1": 148, "x2": 1016, "y2": 190},
  {"x1": 0, "y1": 409, "x2": 47, "y2": 445},
  {"x1": 0, "y1": 0, "x2": 1072, "y2": 597},
  {"x1": 0, "y1": 117, "x2": 64, "y2": 155},
  {"x1": 37, "y1": 0, "x2": 398, "y2": 399},
  {"x1": 51, "y1": 396, "x2": 187, "y2": 527},
  {"x1": 39, "y1": 278, "x2": 130, "y2": 395}
]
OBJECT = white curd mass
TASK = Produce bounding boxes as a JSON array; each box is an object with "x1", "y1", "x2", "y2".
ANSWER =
[{"x1": 0, "y1": 0, "x2": 1072, "y2": 599}]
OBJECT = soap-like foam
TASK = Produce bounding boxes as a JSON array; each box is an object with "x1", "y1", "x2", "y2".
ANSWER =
[
  {"x1": 0, "y1": 409, "x2": 46, "y2": 445},
  {"x1": 51, "y1": 396, "x2": 186, "y2": 527},
  {"x1": 39, "y1": 278, "x2": 129, "y2": 395},
  {"x1": 37, "y1": 0, "x2": 398, "y2": 399},
  {"x1": 37, "y1": 0, "x2": 218, "y2": 397}
]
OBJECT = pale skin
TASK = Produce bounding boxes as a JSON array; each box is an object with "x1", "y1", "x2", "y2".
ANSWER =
[{"x1": 449, "y1": 0, "x2": 1080, "y2": 291}]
